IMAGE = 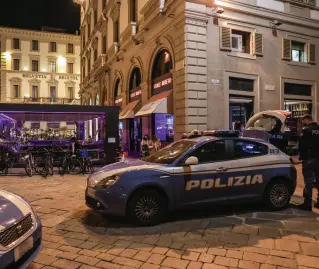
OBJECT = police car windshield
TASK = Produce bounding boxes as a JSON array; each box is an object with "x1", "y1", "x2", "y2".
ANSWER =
[{"x1": 144, "y1": 140, "x2": 196, "y2": 164}]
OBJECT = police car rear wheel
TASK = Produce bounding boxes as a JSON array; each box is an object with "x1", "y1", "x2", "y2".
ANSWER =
[
  {"x1": 265, "y1": 180, "x2": 290, "y2": 210},
  {"x1": 128, "y1": 190, "x2": 166, "y2": 226}
]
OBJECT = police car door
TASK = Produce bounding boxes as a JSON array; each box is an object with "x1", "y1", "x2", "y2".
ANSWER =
[{"x1": 179, "y1": 140, "x2": 233, "y2": 206}]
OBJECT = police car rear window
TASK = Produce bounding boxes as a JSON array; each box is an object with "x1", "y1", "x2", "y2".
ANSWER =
[{"x1": 234, "y1": 140, "x2": 268, "y2": 159}]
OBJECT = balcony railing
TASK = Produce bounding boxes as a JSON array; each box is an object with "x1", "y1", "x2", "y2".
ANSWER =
[
  {"x1": 93, "y1": 54, "x2": 108, "y2": 74},
  {"x1": 22, "y1": 97, "x2": 81, "y2": 104}
]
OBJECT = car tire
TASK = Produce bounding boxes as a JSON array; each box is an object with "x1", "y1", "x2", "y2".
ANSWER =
[
  {"x1": 127, "y1": 190, "x2": 166, "y2": 226},
  {"x1": 263, "y1": 179, "x2": 291, "y2": 210}
]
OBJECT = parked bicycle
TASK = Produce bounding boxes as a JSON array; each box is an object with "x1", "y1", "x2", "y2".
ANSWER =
[{"x1": 59, "y1": 150, "x2": 82, "y2": 175}]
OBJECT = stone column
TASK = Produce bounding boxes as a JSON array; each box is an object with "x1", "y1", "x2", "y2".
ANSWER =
[{"x1": 140, "y1": 81, "x2": 152, "y2": 137}]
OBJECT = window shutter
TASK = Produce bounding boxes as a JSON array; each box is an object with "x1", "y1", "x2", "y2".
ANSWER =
[
  {"x1": 253, "y1": 33, "x2": 263, "y2": 56},
  {"x1": 308, "y1": 43, "x2": 316, "y2": 65},
  {"x1": 282, "y1": 38, "x2": 291, "y2": 61},
  {"x1": 220, "y1": 27, "x2": 232, "y2": 51}
]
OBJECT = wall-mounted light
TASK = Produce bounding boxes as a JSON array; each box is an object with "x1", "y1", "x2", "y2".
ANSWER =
[
  {"x1": 4, "y1": 51, "x2": 11, "y2": 61},
  {"x1": 23, "y1": 67, "x2": 28, "y2": 71},
  {"x1": 58, "y1": 56, "x2": 67, "y2": 66},
  {"x1": 213, "y1": 7, "x2": 224, "y2": 14},
  {"x1": 42, "y1": 68, "x2": 47, "y2": 72},
  {"x1": 270, "y1": 20, "x2": 283, "y2": 28}
]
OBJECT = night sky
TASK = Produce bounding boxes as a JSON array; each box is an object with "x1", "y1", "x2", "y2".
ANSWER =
[{"x1": 0, "y1": 0, "x2": 80, "y2": 34}]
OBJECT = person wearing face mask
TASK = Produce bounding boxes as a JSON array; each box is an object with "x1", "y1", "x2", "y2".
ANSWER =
[
  {"x1": 141, "y1": 134, "x2": 150, "y2": 157},
  {"x1": 298, "y1": 114, "x2": 319, "y2": 211}
]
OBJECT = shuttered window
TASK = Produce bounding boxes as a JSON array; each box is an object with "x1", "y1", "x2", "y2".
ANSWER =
[
  {"x1": 308, "y1": 43, "x2": 316, "y2": 64},
  {"x1": 253, "y1": 33, "x2": 263, "y2": 56},
  {"x1": 282, "y1": 38, "x2": 316, "y2": 64},
  {"x1": 282, "y1": 39, "x2": 292, "y2": 61},
  {"x1": 220, "y1": 27, "x2": 232, "y2": 51}
]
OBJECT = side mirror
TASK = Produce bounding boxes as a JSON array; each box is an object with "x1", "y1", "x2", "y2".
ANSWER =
[{"x1": 185, "y1": 156, "x2": 199, "y2": 166}]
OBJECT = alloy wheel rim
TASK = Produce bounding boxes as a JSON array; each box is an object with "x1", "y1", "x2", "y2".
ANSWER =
[
  {"x1": 270, "y1": 184, "x2": 289, "y2": 208},
  {"x1": 135, "y1": 196, "x2": 160, "y2": 221}
]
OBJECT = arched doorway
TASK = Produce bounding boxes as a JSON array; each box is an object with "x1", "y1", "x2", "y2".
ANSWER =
[{"x1": 150, "y1": 49, "x2": 174, "y2": 144}]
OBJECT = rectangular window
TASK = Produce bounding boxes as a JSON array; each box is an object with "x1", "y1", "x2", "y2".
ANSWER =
[
  {"x1": 94, "y1": 49, "x2": 98, "y2": 62},
  {"x1": 13, "y1": 59, "x2": 20, "y2": 71},
  {"x1": 67, "y1": 63, "x2": 74, "y2": 74},
  {"x1": 49, "y1": 61, "x2": 56, "y2": 73},
  {"x1": 50, "y1": 42, "x2": 57, "y2": 52},
  {"x1": 102, "y1": 0, "x2": 106, "y2": 10},
  {"x1": 32, "y1": 40, "x2": 39, "y2": 51},
  {"x1": 32, "y1": 60, "x2": 39, "y2": 72},
  {"x1": 32, "y1": 86, "x2": 39, "y2": 98},
  {"x1": 114, "y1": 21, "x2": 120, "y2": 43},
  {"x1": 13, "y1": 38, "x2": 20, "y2": 50},
  {"x1": 88, "y1": 20, "x2": 91, "y2": 37},
  {"x1": 129, "y1": 0, "x2": 137, "y2": 22},
  {"x1": 68, "y1": 87, "x2": 74, "y2": 99},
  {"x1": 88, "y1": 56, "x2": 91, "y2": 71},
  {"x1": 94, "y1": 8, "x2": 98, "y2": 25},
  {"x1": 102, "y1": 36, "x2": 107, "y2": 54},
  {"x1": 284, "y1": 83, "x2": 312, "y2": 96},
  {"x1": 13, "y1": 85, "x2": 20, "y2": 98},
  {"x1": 231, "y1": 30, "x2": 251, "y2": 54},
  {"x1": 291, "y1": 41, "x2": 307, "y2": 63},
  {"x1": 50, "y1": 86, "x2": 56, "y2": 100},
  {"x1": 67, "y1": 43, "x2": 74, "y2": 54},
  {"x1": 229, "y1": 77, "x2": 254, "y2": 92}
]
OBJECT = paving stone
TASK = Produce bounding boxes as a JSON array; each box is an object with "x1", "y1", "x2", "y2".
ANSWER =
[
  {"x1": 184, "y1": 246, "x2": 208, "y2": 254},
  {"x1": 64, "y1": 232, "x2": 91, "y2": 241},
  {"x1": 258, "y1": 227, "x2": 282, "y2": 238},
  {"x1": 56, "y1": 251, "x2": 79, "y2": 260},
  {"x1": 51, "y1": 259, "x2": 81, "y2": 269},
  {"x1": 243, "y1": 252, "x2": 268, "y2": 264},
  {"x1": 147, "y1": 253, "x2": 166, "y2": 265},
  {"x1": 114, "y1": 240, "x2": 133, "y2": 248},
  {"x1": 41, "y1": 248, "x2": 63, "y2": 257},
  {"x1": 29, "y1": 262, "x2": 45, "y2": 269},
  {"x1": 296, "y1": 254, "x2": 319, "y2": 268},
  {"x1": 140, "y1": 263, "x2": 160, "y2": 269},
  {"x1": 300, "y1": 242, "x2": 319, "y2": 257},
  {"x1": 162, "y1": 257, "x2": 190, "y2": 269},
  {"x1": 214, "y1": 256, "x2": 238, "y2": 267},
  {"x1": 58, "y1": 245, "x2": 82, "y2": 254},
  {"x1": 119, "y1": 249, "x2": 139, "y2": 258},
  {"x1": 260, "y1": 265, "x2": 276, "y2": 269},
  {"x1": 207, "y1": 248, "x2": 226, "y2": 256},
  {"x1": 75, "y1": 256, "x2": 100, "y2": 266},
  {"x1": 198, "y1": 253, "x2": 215, "y2": 263},
  {"x1": 219, "y1": 232, "x2": 249, "y2": 245},
  {"x1": 96, "y1": 253, "x2": 116, "y2": 261},
  {"x1": 226, "y1": 249, "x2": 243, "y2": 259},
  {"x1": 274, "y1": 239, "x2": 300, "y2": 252},
  {"x1": 182, "y1": 251, "x2": 200, "y2": 261},
  {"x1": 107, "y1": 247, "x2": 125, "y2": 256},
  {"x1": 151, "y1": 247, "x2": 169, "y2": 255},
  {"x1": 269, "y1": 250, "x2": 295, "y2": 259},
  {"x1": 170, "y1": 242, "x2": 184, "y2": 250},
  {"x1": 240, "y1": 247, "x2": 270, "y2": 255},
  {"x1": 232, "y1": 225, "x2": 259, "y2": 235},
  {"x1": 202, "y1": 264, "x2": 227, "y2": 269},
  {"x1": 78, "y1": 241, "x2": 99, "y2": 250},
  {"x1": 95, "y1": 261, "x2": 121, "y2": 269},
  {"x1": 112, "y1": 257, "x2": 143, "y2": 268},
  {"x1": 267, "y1": 256, "x2": 297, "y2": 268},
  {"x1": 78, "y1": 249, "x2": 100, "y2": 257},
  {"x1": 245, "y1": 218, "x2": 285, "y2": 229},
  {"x1": 238, "y1": 260, "x2": 260, "y2": 269},
  {"x1": 79, "y1": 265, "x2": 100, "y2": 269},
  {"x1": 247, "y1": 236, "x2": 275, "y2": 249},
  {"x1": 187, "y1": 261, "x2": 203, "y2": 269},
  {"x1": 129, "y1": 243, "x2": 154, "y2": 252},
  {"x1": 61, "y1": 238, "x2": 85, "y2": 247},
  {"x1": 166, "y1": 249, "x2": 185, "y2": 258},
  {"x1": 41, "y1": 267, "x2": 60, "y2": 269},
  {"x1": 133, "y1": 251, "x2": 152, "y2": 262}
]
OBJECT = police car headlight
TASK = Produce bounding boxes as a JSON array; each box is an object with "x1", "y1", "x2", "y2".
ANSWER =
[{"x1": 90, "y1": 173, "x2": 123, "y2": 189}]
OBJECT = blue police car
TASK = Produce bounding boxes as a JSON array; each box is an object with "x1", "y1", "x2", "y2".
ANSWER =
[
  {"x1": 0, "y1": 189, "x2": 42, "y2": 269},
  {"x1": 86, "y1": 136, "x2": 297, "y2": 226}
]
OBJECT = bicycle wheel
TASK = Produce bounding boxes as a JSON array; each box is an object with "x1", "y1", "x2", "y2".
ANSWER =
[
  {"x1": 49, "y1": 157, "x2": 54, "y2": 176},
  {"x1": 69, "y1": 159, "x2": 81, "y2": 175},
  {"x1": 25, "y1": 158, "x2": 33, "y2": 177},
  {"x1": 59, "y1": 158, "x2": 68, "y2": 175}
]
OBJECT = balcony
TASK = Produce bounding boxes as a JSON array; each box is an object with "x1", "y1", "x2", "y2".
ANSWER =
[
  {"x1": 22, "y1": 97, "x2": 81, "y2": 104},
  {"x1": 93, "y1": 54, "x2": 108, "y2": 75}
]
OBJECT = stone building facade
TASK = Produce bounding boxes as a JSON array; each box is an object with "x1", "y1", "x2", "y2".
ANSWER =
[
  {"x1": 76, "y1": 0, "x2": 319, "y2": 155},
  {"x1": 0, "y1": 27, "x2": 81, "y2": 104}
]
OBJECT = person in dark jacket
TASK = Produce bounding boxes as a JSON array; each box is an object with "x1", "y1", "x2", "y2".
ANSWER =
[
  {"x1": 269, "y1": 119, "x2": 288, "y2": 154},
  {"x1": 298, "y1": 114, "x2": 319, "y2": 211}
]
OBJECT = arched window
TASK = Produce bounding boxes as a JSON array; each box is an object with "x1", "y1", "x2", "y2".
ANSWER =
[
  {"x1": 152, "y1": 50, "x2": 173, "y2": 80},
  {"x1": 129, "y1": 67, "x2": 142, "y2": 102},
  {"x1": 114, "y1": 79, "x2": 122, "y2": 105}
]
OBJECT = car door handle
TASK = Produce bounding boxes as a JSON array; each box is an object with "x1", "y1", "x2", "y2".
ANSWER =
[{"x1": 216, "y1": 167, "x2": 228, "y2": 172}]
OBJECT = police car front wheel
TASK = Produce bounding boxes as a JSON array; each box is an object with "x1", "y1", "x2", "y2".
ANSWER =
[
  {"x1": 127, "y1": 189, "x2": 166, "y2": 226},
  {"x1": 264, "y1": 180, "x2": 291, "y2": 210}
]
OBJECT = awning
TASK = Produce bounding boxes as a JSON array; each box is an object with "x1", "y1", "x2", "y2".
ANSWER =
[
  {"x1": 135, "y1": 90, "x2": 173, "y2": 117},
  {"x1": 119, "y1": 100, "x2": 140, "y2": 120}
]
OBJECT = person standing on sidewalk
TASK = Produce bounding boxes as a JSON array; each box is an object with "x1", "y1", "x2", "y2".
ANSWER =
[{"x1": 298, "y1": 114, "x2": 319, "y2": 211}]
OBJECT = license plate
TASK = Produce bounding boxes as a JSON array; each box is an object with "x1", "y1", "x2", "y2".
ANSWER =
[{"x1": 14, "y1": 237, "x2": 33, "y2": 262}]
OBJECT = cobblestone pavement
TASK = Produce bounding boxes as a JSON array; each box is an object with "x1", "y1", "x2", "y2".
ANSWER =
[{"x1": 0, "y1": 165, "x2": 319, "y2": 269}]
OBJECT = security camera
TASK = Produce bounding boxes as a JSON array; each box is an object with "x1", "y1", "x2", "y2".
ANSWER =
[
  {"x1": 213, "y1": 7, "x2": 224, "y2": 14},
  {"x1": 271, "y1": 19, "x2": 283, "y2": 27}
]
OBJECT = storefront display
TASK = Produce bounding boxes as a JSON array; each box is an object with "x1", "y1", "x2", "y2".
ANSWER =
[{"x1": 153, "y1": 114, "x2": 174, "y2": 143}]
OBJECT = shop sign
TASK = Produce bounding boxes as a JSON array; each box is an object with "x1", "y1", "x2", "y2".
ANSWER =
[
  {"x1": 152, "y1": 73, "x2": 173, "y2": 95},
  {"x1": 58, "y1": 75, "x2": 79, "y2": 81},
  {"x1": 211, "y1": 79, "x2": 220, "y2": 86},
  {"x1": 130, "y1": 88, "x2": 142, "y2": 102},
  {"x1": 22, "y1": 74, "x2": 47, "y2": 79}
]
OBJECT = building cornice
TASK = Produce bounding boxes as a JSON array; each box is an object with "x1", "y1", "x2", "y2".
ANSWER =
[{"x1": 0, "y1": 27, "x2": 80, "y2": 42}]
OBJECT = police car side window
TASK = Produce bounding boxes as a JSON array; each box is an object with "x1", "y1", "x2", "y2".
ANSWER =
[
  {"x1": 234, "y1": 140, "x2": 268, "y2": 159},
  {"x1": 190, "y1": 141, "x2": 227, "y2": 164}
]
